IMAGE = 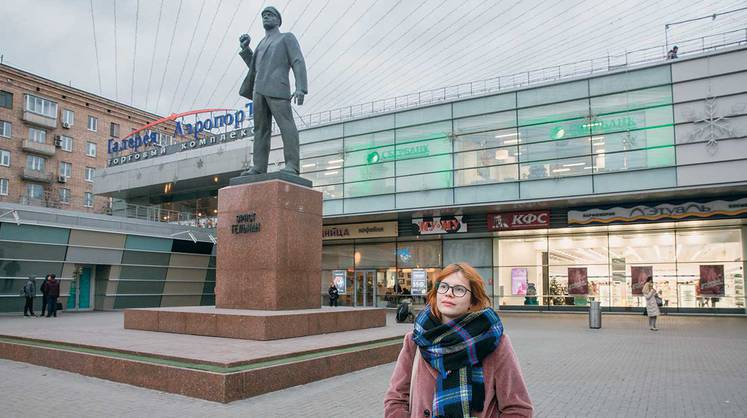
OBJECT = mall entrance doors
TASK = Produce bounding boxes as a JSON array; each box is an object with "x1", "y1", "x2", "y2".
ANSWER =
[{"x1": 354, "y1": 270, "x2": 376, "y2": 307}]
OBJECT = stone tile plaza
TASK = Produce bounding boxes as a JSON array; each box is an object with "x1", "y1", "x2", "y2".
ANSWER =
[
  {"x1": 2, "y1": 312, "x2": 747, "y2": 417},
  {"x1": 2, "y1": 1, "x2": 747, "y2": 417}
]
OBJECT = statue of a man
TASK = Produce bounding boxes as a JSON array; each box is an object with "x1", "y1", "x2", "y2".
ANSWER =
[{"x1": 238, "y1": 6, "x2": 307, "y2": 175}]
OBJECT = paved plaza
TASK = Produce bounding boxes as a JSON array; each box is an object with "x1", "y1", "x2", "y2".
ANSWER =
[{"x1": 1, "y1": 311, "x2": 746, "y2": 417}]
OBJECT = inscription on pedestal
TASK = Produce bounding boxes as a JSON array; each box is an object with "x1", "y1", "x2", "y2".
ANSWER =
[{"x1": 231, "y1": 212, "x2": 261, "y2": 234}]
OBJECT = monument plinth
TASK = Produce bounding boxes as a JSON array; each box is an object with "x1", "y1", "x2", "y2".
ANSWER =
[
  {"x1": 124, "y1": 176, "x2": 387, "y2": 341},
  {"x1": 216, "y1": 177, "x2": 321, "y2": 310}
]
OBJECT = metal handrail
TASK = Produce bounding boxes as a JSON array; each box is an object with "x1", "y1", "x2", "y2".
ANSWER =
[{"x1": 293, "y1": 27, "x2": 747, "y2": 130}]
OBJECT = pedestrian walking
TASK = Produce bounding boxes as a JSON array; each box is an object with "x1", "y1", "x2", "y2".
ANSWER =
[
  {"x1": 45, "y1": 274, "x2": 60, "y2": 318},
  {"x1": 328, "y1": 281, "x2": 339, "y2": 307},
  {"x1": 40, "y1": 275, "x2": 49, "y2": 317},
  {"x1": 21, "y1": 276, "x2": 37, "y2": 317},
  {"x1": 384, "y1": 262, "x2": 533, "y2": 417},
  {"x1": 642, "y1": 277, "x2": 661, "y2": 331}
]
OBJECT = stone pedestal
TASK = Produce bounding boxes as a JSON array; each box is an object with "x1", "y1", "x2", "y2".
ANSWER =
[
  {"x1": 215, "y1": 178, "x2": 322, "y2": 310},
  {"x1": 125, "y1": 176, "x2": 386, "y2": 342}
]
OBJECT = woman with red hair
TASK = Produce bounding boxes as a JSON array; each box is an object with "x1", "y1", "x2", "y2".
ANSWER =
[{"x1": 384, "y1": 263, "x2": 532, "y2": 417}]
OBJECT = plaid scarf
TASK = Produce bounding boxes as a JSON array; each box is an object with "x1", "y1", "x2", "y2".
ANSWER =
[{"x1": 412, "y1": 306, "x2": 503, "y2": 418}]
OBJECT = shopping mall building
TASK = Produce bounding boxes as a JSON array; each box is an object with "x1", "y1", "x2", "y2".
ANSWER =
[{"x1": 2, "y1": 43, "x2": 747, "y2": 314}]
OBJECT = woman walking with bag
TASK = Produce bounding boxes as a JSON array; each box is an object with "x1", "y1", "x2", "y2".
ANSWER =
[
  {"x1": 642, "y1": 276, "x2": 661, "y2": 331},
  {"x1": 384, "y1": 263, "x2": 532, "y2": 417}
]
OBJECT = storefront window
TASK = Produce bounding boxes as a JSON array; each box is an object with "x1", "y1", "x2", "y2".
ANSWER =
[
  {"x1": 397, "y1": 240, "x2": 441, "y2": 268},
  {"x1": 675, "y1": 228, "x2": 743, "y2": 310},
  {"x1": 495, "y1": 235, "x2": 547, "y2": 307},
  {"x1": 608, "y1": 230, "x2": 677, "y2": 309}
]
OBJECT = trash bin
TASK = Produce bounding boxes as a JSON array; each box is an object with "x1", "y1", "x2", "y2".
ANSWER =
[{"x1": 589, "y1": 300, "x2": 601, "y2": 329}]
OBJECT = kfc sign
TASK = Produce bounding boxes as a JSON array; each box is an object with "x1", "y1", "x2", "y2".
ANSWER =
[{"x1": 487, "y1": 211, "x2": 550, "y2": 231}]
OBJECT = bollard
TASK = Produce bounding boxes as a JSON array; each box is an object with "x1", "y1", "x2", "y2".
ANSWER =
[{"x1": 589, "y1": 300, "x2": 602, "y2": 329}]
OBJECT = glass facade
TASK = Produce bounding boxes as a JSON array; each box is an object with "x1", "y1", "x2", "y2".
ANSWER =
[
  {"x1": 299, "y1": 66, "x2": 677, "y2": 215},
  {"x1": 321, "y1": 223, "x2": 746, "y2": 313}
]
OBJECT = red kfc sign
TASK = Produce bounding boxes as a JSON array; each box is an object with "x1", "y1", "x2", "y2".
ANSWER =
[{"x1": 487, "y1": 211, "x2": 550, "y2": 231}]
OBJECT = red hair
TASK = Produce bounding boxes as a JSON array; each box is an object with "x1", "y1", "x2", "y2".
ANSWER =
[{"x1": 427, "y1": 262, "x2": 491, "y2": 320}]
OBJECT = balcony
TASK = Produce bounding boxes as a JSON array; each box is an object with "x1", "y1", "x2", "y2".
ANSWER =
[
  {"x1": 21, "y1": 168, "x2": 53, "y2": 183},
  {"x1": 22, "y1": 110, "x2": 58, "y2": 129},
  {"x1": 22, "y1": 139, "x2": 56, "y2": 156}
]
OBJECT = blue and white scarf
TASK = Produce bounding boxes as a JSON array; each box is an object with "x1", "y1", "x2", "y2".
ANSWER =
[{"x1": 412, "y1": 306, "x2": 503, "y2": 418}]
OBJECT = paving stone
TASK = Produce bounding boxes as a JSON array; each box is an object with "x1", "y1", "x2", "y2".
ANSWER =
[{"x1": 0, "y1": 312, "x2": 746, "y2": 417}]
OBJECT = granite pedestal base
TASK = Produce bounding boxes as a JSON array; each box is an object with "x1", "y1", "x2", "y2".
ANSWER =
[
  {"x1": 124, "y1": 306, "x2": 387, "y2": 340},
  {"x1": 0, "y1": 311, "x2": 407, "y2": 403}
]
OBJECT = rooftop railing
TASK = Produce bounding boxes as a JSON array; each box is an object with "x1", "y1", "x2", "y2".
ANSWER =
[{"x1": 293, "y1": 27, "x2": 747, "y2": 130}]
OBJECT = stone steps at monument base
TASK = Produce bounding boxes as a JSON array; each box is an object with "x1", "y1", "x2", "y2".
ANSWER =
[{"x1": 0, "y1": 334, "x2": 403, "y2": 403}]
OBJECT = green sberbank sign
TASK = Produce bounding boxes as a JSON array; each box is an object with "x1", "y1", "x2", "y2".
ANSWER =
[
  {"x1": 549, "y1": 115, "x2": 638, "y2": 140},
  {"x1": 366, "y1": 144, "x2": 430, "y2": 164}
]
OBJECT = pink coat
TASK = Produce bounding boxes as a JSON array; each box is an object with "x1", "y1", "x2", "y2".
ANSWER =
[{"x1": 384, "y1": 332, "x2": 533, "y2": 417}]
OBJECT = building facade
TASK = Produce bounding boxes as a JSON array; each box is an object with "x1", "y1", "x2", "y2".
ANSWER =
[
  {"x1": 0, "y1": 63, "x2": 171, "y2": 213},
  {"x1": 91, "y1": 46, "x2": 747, "y2": 314},
  {"x1": 3, "y1": 46, "x2": 746, "y2": 314}
]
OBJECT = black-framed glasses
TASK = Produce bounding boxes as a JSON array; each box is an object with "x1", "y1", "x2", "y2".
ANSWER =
[{"x1": 436, "y1": 281, "x2": 472, "y2": 298}]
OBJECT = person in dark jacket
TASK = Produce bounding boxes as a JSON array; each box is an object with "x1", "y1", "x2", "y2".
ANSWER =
[
  {"x1": 45, "y1": 274, "x2": 61, "y2": 318},
  {"x1": 40, "y1": 275, "x2": 49, "y2": 317},
  {"x1": 328, "y1": 281, "x2": 339, "y2": 307},
  {"x1": 22, "y1": 277, "x2": 37, "y2": 317}
]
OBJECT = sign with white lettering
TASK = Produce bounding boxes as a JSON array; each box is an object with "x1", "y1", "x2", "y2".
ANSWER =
[
  {"x1": 322, "y1": 221, "x2": 398, "y2": 240},
  {"x1": 487, "y1": 211, "x2": 550, "y2": 231},
  {"x1": 412, "y1": 216, "x2": 467, "y2": 235},
  {"x1": 568, "y1": 198, "x2": 747, "y2": 225}
]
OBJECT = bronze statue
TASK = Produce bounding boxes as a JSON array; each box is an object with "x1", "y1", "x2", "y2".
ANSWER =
[{"x1": 238, "y1": 6, "x2": 308, "y2": 175}]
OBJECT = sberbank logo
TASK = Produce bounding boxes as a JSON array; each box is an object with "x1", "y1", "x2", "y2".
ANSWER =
[
  {"x1": 367, "y1": 151, "x2": 381, "y2": 164},
  {"x1": 549, "y1": 115, "x2": 638, "y2": 140},
  {"x1": 366, "y1": 144, "x2": 430, "y2": 164}
]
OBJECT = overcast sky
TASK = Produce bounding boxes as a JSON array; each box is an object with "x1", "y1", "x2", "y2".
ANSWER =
[{"x1": 1, "y1": 0, "x2": 745, "y2": 120}]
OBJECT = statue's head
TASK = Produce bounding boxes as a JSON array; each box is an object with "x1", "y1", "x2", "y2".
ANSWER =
[{"x1": 262, "y1": 6, "x2": 281, "y2": 30}]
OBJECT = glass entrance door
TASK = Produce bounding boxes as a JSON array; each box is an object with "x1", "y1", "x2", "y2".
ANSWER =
[{"x1": 355, "y1": 270, "x2": 376, "y2": 307}]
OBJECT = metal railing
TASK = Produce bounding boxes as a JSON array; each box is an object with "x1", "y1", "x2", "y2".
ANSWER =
[
  {"x1": 113, "y1": 203, "x2": 216, "y2": 229},
  {"x1": 293, "y1": 28, "x2": 747, "y2": 130}
]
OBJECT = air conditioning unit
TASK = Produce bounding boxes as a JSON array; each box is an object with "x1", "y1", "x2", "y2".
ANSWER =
[
  {"x1": 62, "y1": 122, "x2": 71, "y2": 129},
  {"x1": 57, "y1": 176, "x2": 67, "y2": 183},
  {"x1": 54, "y1": 138, "x2": 62, "y2": 148}
]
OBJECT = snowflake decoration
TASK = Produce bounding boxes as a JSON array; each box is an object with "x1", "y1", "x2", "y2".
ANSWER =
[
  {"x1": 196, "y1": 158, "x2": 204, "y2": 169},
  {"x1": 687, "y1": 96, "x2": 736, "y2": 154}
]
